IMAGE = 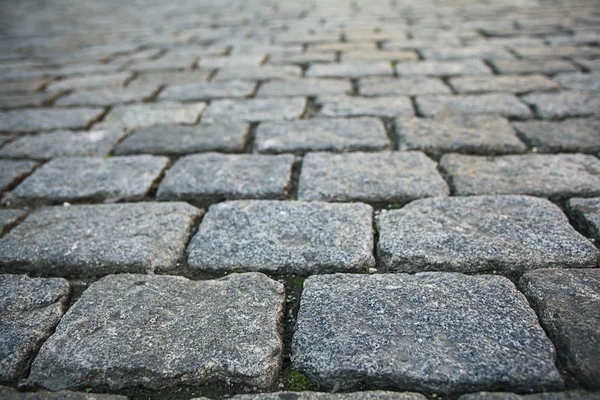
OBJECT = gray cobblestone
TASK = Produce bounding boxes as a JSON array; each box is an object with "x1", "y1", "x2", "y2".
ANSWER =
[
  {"x1": 458, "y1": 392, "x2": 600, "y2": 400},
  {"x1": 490, "y1": 59, "x2": 578, "y2": 75},
  {"x1": 512, "y1": 118, "x2": 600, "y2": 153},
  {"x1": 47, "y1": 72, "x2": 132, "y2": 91},
  {"x1": 213, "y1": 65, "x2": 302, "y2": 81},
  {"x1": 158, "y1": 80, "x2": 257, "y2": 101},
  {"x1": 0, "y1": 160, "x2": 38, "y2": 193},
  {"x1": 55, "y1": 86, "x2": 156, "y2": 107},
  {"x1": 202, "y1": 97, "x2": 305, "y2": 123},
  {"x1": 127, "y1": 70, "x2": 212, "y2": 87},
  {"x1": 0, "y1": 108, "x2": 104, "y2": 133},
  {"x1": 395, "y1": 60, "x2": 491, "y2": 76},
  {"x1": 416, "y1": 94, "x2": 532, "y2": 118},
  {"x1": 0, "y1": 386, "x2": 126, "y2": 400},
  {"x1": 306, "y1": 62, "x2": 394, "y2": 78},
  {"x1": 257, "y1": 79, "x2": 352, "y2": 97},
  {"x1": 568, "y1": 197, "x2": 600, "y2": 243},
  {"x1": 0, "y1": 210, "x2": 25, "y2": 236},
  {"x1": 449, "y1": 75, "x2": 559, "y2": 94},
  {"x1": 522, "y1": 92, "x2": 600, "y2": 119},
  {"x1": 99, "y1": 101, "x2": 206, "y2": 129},
  {"x1": 317, "y1": 95, "x2": 413, "y2": 118},
  {"x1": 553, "y1": 73, "x2": 600, "y2": 92},
  {"x1": 359, "y1": 77, "x2": 451, "y2": 96}
]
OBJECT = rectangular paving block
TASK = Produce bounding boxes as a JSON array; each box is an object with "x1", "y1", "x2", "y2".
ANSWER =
[
  {"x1": 0, "y1": 274, "x2": 69, "y2": 383},
  {"x1": 341, "y1": 50, "x2": 419, "y2": 62},
  {"x1": 254, "y1": 118, "x2": 390, "y2": 154},
  {"x1": 47, "y1": 72, "x2": 132, "y2": 91},
  {"x1": 0, "y1": 160, "x2": 38, "y2": 193},
  {"x1": 127, "y1": 70, "x2": 212, "y2": 87},
  {"x1": 0, "y1": 202, "x2": 202, "y2": 277},
  {"x1": 316, "y1": 95, "x2": 413, "y2": 118},
  {"x1": 267, "y1": 52, "x2": 336, "y2": 65},
  {"x1": 416, "y1": 94, "x2": 532, "y2": 118},
  {"x1": 521, "y1": 92, "x2": 600, "y2": 119},
  {"x1": 55, "y1": 86, "x2": 156, "y2": 107},
  {"x1": 553, "y1": 72, "x2": 600, "y2": 92},
  {"x1": 0, "y1": 93, "x2": 56, "y2": 109},
  {"x1": 568, "y1": 197, "x2": 600, "y2": 243},
  {"x1": 157, "y1": 153, "x2": 294, "y2": 206},
  {"x1": 201, "y1": 98, "x2": 306, "y2": 123},
  {"x1": 157, "y1": 80, "x2": 257, "y2": 101},
  {"x1": 0, "y1": 108, "x2": 105, "y2": 133},
  {"x1": 519, "y1": 269, "x2": 600, "y2": 389},
  {"x1": 2, "y1": 155, "x2": 168, "y2": 206},
  {"x1": 26, "y1": 273, "x2": 284, "y2": 391},
  {"x1": 358, "y1": 77, "x2": 452, "y2": 96},
  {"x1": 512, "y1": 118, "x2": 600, "y2": 153},
  {"x1": 187, "y1": 201, "x2": 375, "y2": 274},
  {"x1": 395, "y1": 60, "x2": 492, "y2": 76},
  {"x1": 0, "y1": 386, "x2": 126, "y2": 400},
  {"x1": 420, "y1": 46, "x2": 515, "y2": 60},
  {"x1": 490, "y1": 59, "x2": 578, "y2": 75},
  {"x1": 292, "y1": 273, "x2": 563, "y2": 393},
  {"x1": 376, "y1": 195, "x2": 598, "y2": 275},
  {"x1": 440, "y1": 153, "x2": 600, "y2": 199},
  {"x1": 306, "y1": 62, "x2": 394, "y2": 78},
  {"x1": 257, "y1": 79, "x2": 352, "y2": 97},
  {"x1": 198, "y1": 54, "x2": 265, "y2": 68},
  {"x1": 99, "y1": 101, "x2": 206, "y2": 129},
  {"x1": 396, "y1": 115, "x2": 527, "y2": 156},
  {"x1": 298, "y1": 151, "x2": 448, "y2": 203},
  {"x1": 449, "y1": 75, "x2": 559, "y2": 94},
  {"x1": 213, "y1": 65, "x2": 302, "y2": 81}
]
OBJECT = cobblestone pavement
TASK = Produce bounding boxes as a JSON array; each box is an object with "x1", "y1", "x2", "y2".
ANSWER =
[{"x1": 0, "y1": 0, "x2": 599, "y2": 399}]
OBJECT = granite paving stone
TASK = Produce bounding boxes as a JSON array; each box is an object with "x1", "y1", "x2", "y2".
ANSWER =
[
  {"x1": 55, "y1": 86, "x2": 156, "y2": 107},
  {"x1": 316, "y1": 95, "x2": 413, "y2": 118},
  {"x1": 306, "y1": 62, "x2": 394, "y2": 78},
  {"x1": 341, "y1": 50, "x2": 419, "y2": 62},
  {"x1": 0, "y1": 160, "x2": 38, "y2": 193},
  {"x1": 267, "y1": 52, "x2": 336, "y2": 65},
  {"x1": 449, "y1": 75, "x2": 559, "y2": 94},
  {"x1": 195, "y1": 392, "x2": 427, "y2": 400},
  {"x1": 0, "y1": 134, "x2": 15, "y2": 148},
  {"x1": 257, "y1": 79, "x2": 352, "y2": 97},
  {"x1": 127, "y1": 70, "x2": 212, "y2": 87},
  {"x1": 512, "y1": 45, "x2": 600, "y2": 59},
  {"x1": 420, "y1": 46, "x2": 515, "y2": 60},
  {"x1": 0, "y1": 202, "x2": 202, "y2": 276},
  {"x1": 0, "y1": 80, "x2": 49, "y2": 94},
  {"x1": 187, "y1": 200, "x2": 374, "y2": 274},
  {"x1": 519, "y1": 269, "x2": 600, "y2": 389},
  {"x1": 158, "y1": 80, "x2": 257, "y2": 101},
  {"x1": 490, "y1": 59, "x2": 578, "y2": 75},
  {"x1": 98, "y1": 101, "x2": 206, "y2": 129},
  {"x1": 553, "y1": 72, "x2": 600, "y2": 92},
  {"x1": 395, "y1": 60, "x2": 492, "y2": 76},
  {"x1": 254, "y1": 118, "x2": 390, "y2": 154},
  {"x1": 0, "y1": 274, "x2": 69, "y2": 383},
  {"x1": 0, "y1": 93, "x2": 56, "y2": 109},
  {"x1": 201, "y1": 97, "x2": 306, "y2": 123},
  {"x1": 26, "y1": 273, "x2": 284, "y2": 391},
  {"x1": 292, "y1": 273, "x2": 563, "y2": 393},
  {"x1": 358, "y1": 77, "x2": 452, "y2": 96},
  {"x1": 459, "y1": 392, "x2": 600, "y2": 400},
  {"x1": 416, "y1": 94, "x2": 532, "y2": 118},
  {"x1": 198, "y1": 54, "x2": 265, "y2": 68},
  {"x1": 127, "y1": 55, "x2": 196, "y2": 72},
  {"x1": 568, "y1": 197, "x2": 600, "y2": 242},
  {"x1": 440, "y1": 153, "x2": 600, "y2": 199},
  {"x1": 213, "y1": 65, "x2": 302, "y2": 81},
  {"x1": 512, "y1": 118, "x2": 600, "y2": 153},
  {"x1": 0, "y1": 210, "x2": 25, "y2": 236},
  {"x1": 0, "y1": 386, "x2": 127, "y2": 400},
  {"x1": 0, "y1": 107, "x2": 104, "y2": 132},
  {"x1": 47, "y1": 72, "x2": 132, "y2": 91},
  {"x1": 376, "y1": 195, "x2": 598, "y2": 275},
  {"x1": 521, "y1": 92, "x2": 600, "y2": 119}
]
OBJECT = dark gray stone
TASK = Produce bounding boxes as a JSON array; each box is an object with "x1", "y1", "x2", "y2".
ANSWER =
[
  {"x1": 201, "y1": 98, "x2": 306, "y2": 123},
  {"x1": 257, "y1": 79, "x2": 352, "y2": 97},
  {"x1": 449, "y1": 75, "x2": 559, "y2": 94},
  {"x1": 568, "y1": 197, "x2": 600, "y2": 243},
  {"x1": 519, "y1": 269, "x2": 600, "y2": 389},
  {"x1": 395, "y1": 60, "x2": 492, "y2": 76},
  {"x1": 512, "y1": 118, "x2": 600, "y2": 153},
  {"x1": 553, "y1": 72, "x2": 600, "y2": 92},
  {"x1": 99, "y1": 102, "x2": 206, "y2": 130},
  {"x1": 459, "y1": 391, "x2": 600, "y2": 400},
  {"x1": 0, "y1": 160, "x2": 38, "y2": 193},
  {"x1": 0, "y1": 202, "x2": 202, "y2": 277},
  {"x1": 187, "y1": 201, "x2": 374, "y2": 274},
  {"x1": 416, "y1": 94, "x2": 532, "y2": 118},
  {"x1": 0, "y1": 210, "x2": 25, "y2": 236},
  {"x1": 358, "y1": 77, "x2": 451, "y2": 96},
  {"x1": 521, "y1": 92, "x2": 600, "y2": 119},
  {"x1": 292, "y1": 273, "x2": 563, "y2": 393},
  {"x1": 201, "y1": 392, "x2": 427, "y2": 400},
  {"x1": 55, "y1": 86, "x2": 156, "y2": 107},
  {"x1": 0, "y1": 386, "x2": 127, "y2": 400},
  {"x1": 316, "y1": 95, "x2": 413, "y2": 118},
  {"x1": 491, "y1": 59, "x2": 578, "y2": 75},
  {"x1": 158, "y1": 80, "x2": 256, "y2": 101},
  {"x1": 0, "y1": 108, "x2": 104, "y2": 133},
  {"x1": 26, "y1": 273, "x2": 284, "y2": 391},
  {"x1": 0, "y1": 274, "x2": 69, "y2": 382},
  {"x1": 376, "y1": 195, "x2": 598, "y2": 275}
]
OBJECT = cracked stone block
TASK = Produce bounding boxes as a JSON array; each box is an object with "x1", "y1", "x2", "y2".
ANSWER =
[
  {"x1": 255, "y1": 118, "x2": 390, "y2": 154},
  {"x1": 213, "y1": 65, "x2": 302, "y2": 81},
  {"x1": 420, "y1": 46, "x2": 515, "y2": 60},
  {"x1": 128, "y1": 70, "x2": 212, "y2": 87},
  {"x1": 198, "y1": 392, "x2": 428, "y2": 400},
  {"x1": 512, "y1": 118, "x2": 600, "y2": 153},
  {"x1": 376, "y1": 195, "x2": 598, "y2": 275},
  {"x1": 553, "y1": 72, "x2": 600, "y2": 92},
  {"x1": 298, "y1": 151, "x2": 448, "y2": 203},
  {"x1": 395, "y1": 60, "x2": 491, "y2": 76},
  {"x1": 316, "y1": 95, "x2": 413, "y2": 118},
  {"x1": 99, "y1": 102, "x2": 206, "y2": 129},
  {"x1": 257, "y1": 79, "x2": 352, "y2": 97},
  {"x1": 568, "y1": 197, "x2": 600, "y2": 242},
  {"x1": 47, "y1": 72, "x2": 132, "y2": 91},
  {"x1": 114, "y1": 121, "x2": 249, "y2": 155},
  {"x1": 341, "y1": 50, "x2": 419, "y2": 62},
  {"x1": 55, "y1": 86, "x2": 156, "y2": 106},
  {"x1": 0, "y1": 202, "x2": 202, "y2": 277},
  {"x1": 292, "y1": 273, "x2": 563, "y2": 393},
  {"x1": 0, "y1": 108, "x2": 104, "y2": 133},
  {"x1": 202, "y1": 97, "x2": 306, "y2": 123},
  {"x1": 396, "y1": 115, "x2": 527, "y2": 156},
  {"x1": 198, "y1": 54, "x2": 265, "y2": 68},
  {"x1": 0, "y1": 128, "x2": 126, "y2": 160},
  {"x1": 0, "y1": 160, "x2": 38, "y2": 193},
  {"x1": 3, "y1": 156, "x2": 168, "y2": 206},
  {"x1": 416, "y1": 94, "x2": 532, "y2": 118},
  {"x1": 0, "y1": 210, "x2": 25, "y2": 236},
  {"x1": 157, "y1": 153, "x2": 294, "y2": 205},
  {"x1": 358, "y1": 77, "x2": 451, "y2": 96},
  {"x1": 0, "y1": 386, "x2": 127, "y2": 400},
  {"x1": 306, "y1": 62, "x2": 394, "y2": 78},
  {"x1": 0, "y1": 274, "x2": 69, "y2": 382},
  {"x1": 158, "y1": 80, "x2": 256, "y2": 101},
  {"x1": 490, "y1": 59, "x2": 578, "y2": 75},
  {"x1": 459, "y1": 392, "x2": 600, "y2": 400},
  {"x1": 26, "y1": 273, "x2": 284, "y2": 391},
  {"x1": 440, "y1": 153, "x2": 600, "y2": 199},
  {"x1": 521, "y1": 92, "x2": 600, "y2": 119},
  {"x1": 519, "y1": 269, "x2": 600, "y2": 389},
  {"x1": 187, "y1": 201, "x2": 374, "y2": 274},
  {"x1": 449, "y1": 75, "x2": 559, "y2": 94}
]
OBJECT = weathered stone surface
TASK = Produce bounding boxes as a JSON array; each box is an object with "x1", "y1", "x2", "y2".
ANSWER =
[
  {"x1": 0, "y1": 128, "x2": 126, "y2": 160},
  {"x1": 0, "y1": 108, "x2": 104, "y2": 133},
  {"x1": 0, "y1": 386, "x2": 127, "y2": 400},
  {"x1": 3, "y1": 156, "x2": 168, "y2": 206},
  {"x1": 440, "y1": 153, "x2": 600, "y2": 199},
  {"x1": 513, "y1": 45, "x2": 600, "y2": 59},
  {"x1": 512, "y1": 118, "x2": 600, "y2": 153},
  {"x1": 553, "y1": 72, "x2": 600, "y2": 92},
  {"x1": 519, "y1": 269, "x2": 600, "y2": 389},
  {"x1": 0, "y1": 134, "x2": 14, "y2": 148},
  {"x1": 395, "y1": 60, "x2": 491, "y2": 76},
  {"x1": 396, "y1": 115, "x2": 527, "y2": 155},
  {"x1": 292, "y1": 273, "x2": 563, "y2": 393},
  {"x1": 202, "y1": 97, "x2": 305, "y2": 123},
  {"x1": 0, "y1": 274, "x2": 69, "y2": 382},
  {"x1": 0, "y1": 160, "x2": 38, "y2": 193},
  {"x1": 157, "y1": 153, "x2": 294, "y2": 205},
  {"x1": 158, "y1": 80, "x2": 256, "y2": 101},
  {"x1": 491, "y1": 59, "x2": 578, "y2": 75},
  {"x1": 255, "y1": 118, "x2": 390, "y2": 154},
  {"x1": 114, "y1": 121, "x2": 249, "y2": 155},
  {"x1": 359, "y1": 77, "x2": 451, "y2": 96},
  {"x1": 521, "y1": 92, "x2": 600, "y2": 119},
  {"x1": 449, "y1": 75, "x2": 559, "y2": 94},
  {"x1": 198, "y1": 54, "x2": 265, "y2": 68},
  {"x1": 187, "y1": 201, "x2": 374, "y2": 274},
  {"x1": 568, "y1": 197, "x2": 600, "y2": 242},
  {"x1": 459, "y1": 391, "x2": 600, "y2": 400},
  {"x1": 298, "y1": 151, "x2": 448, "y2": 203},
  {"x1": 342, "y1": 50, "x2": 419, "y2": 62},
  {"x1": 213, "y1": 65, "x2": 302, "y2": 81},
  {"x1": 47, "y1": 72, "x2": 132, "y2": 91},
  {"x1": 257, "y1": 79, "x2": 352, "y2": 97},
  {"x1": 0, "y1": 93, "x2": 55, "y2": 109},
  {"x1": 128, "y1": 70, "x2": 212, "y2": 87},
  {"x1": 377, "y1": 195, "x2": 598, "y2": 274},
  {"x1": 416, "y1": 94, "x2": 532, "y2": 118},
  {"x1": 267, "y1": 52, "x2": 336, "y2": 65},
  {"x1": 99, "y1": 102, "x2": 206, "y2": 129},
  {"x1": 420, "y1": 46, "x2": 514, "y2": 60},
  {"x1": 198, "y1": 392, "x2": 427, "y2": 400},
  {"x1": 316, "y1": 95, "x2": 413, "y2": 118},
  {"x1": 0, "y1": 202, "x2": 202, "y2": 276},
  {"x1": 0, "y1": 210, "x2": 25, "y2": 236},
  {"x1": 55, "y1": 86, "x2": 156, "y2": 106},
  {"x1": 26, "y1": 273, "x2": 284, "y2": 391},
  {"x1": 306, "y1": 62, "x2": 394, "y2": 78}
]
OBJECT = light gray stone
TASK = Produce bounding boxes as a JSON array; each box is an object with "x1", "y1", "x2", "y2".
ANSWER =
[
  {"x1": 512, "y1": 46, "x2": 600, "y2": 59},
  {"x1": 213, "y1": 65, "x2": 302, "y2": 81},
  {"x1": 449, "y1": 75, "x2": 559, "y2": 94},
  {"x1": 187, "y1": 201, "x2": 374, "y2": 274},
  {"x1": 341, "y1": 50, "x2": 419, "y2": 62},
  {"x1": 0, "y1": 160, "x2": 38, "y2": 193},
  {"x1": 358, "y1": 77, "x2": 452, "y2": 96},
  {"x1": 491, "y1": 59, "x2": 578, "y2": 75},
  {"x1": 459, "y1": 391, "x2": 600, "y2": 400},
  {"x1": 127, "y1": 70, "x2": 212, "y2": 87},
  {"x1": 0, "y1": 210, "x2": 25, "y2": 236},
  {"x1": 377, "y1": 195, "x2": 598, "y2": 275},
  {"x1": 0, "y1": 80, "x2": 48, "y2": 94},
  {"x1": 0, "y1": 108, "x2": 104, "y2": 133},
  {"x1": 316, "y1": 95, "x2": 413, "y2": 118},
  {"x1": 416, "y1": 94, "x2": 532, "y2": 118},
  {"x1": 99, "y1": 101, "x2": 206, "y2": 129},
  {"x1": 0, "y1": 134, "x2": 14, "y2": 148},
  {"x1": 0, "y1": 274, "x2": 69, "y2": 382},
  {"x1": 0, "y1": 386, "x2": 127, "y2": 400},
  {"x1": 521, "y1": 92, "x2": 600, "y2": 119},
  {"x1": 519, "y1": 269, "x2": 600, "y2": 389},
  {"x1": 553, "y1": 72, "x2": 600, "y2": 92},
  {"x1": 306, "y1": 62, "x2": 394, "y2": 78},
  {"x1": 568, "y1": 197, "x2": 600, "y2": 242},
  {"x1": 440, "y1": 153, "x2": 600, "y2": 199},
  {"x1": 267, "y1": 52, "x2": 336, "y2": 65},
  {"x1": 0, "y1": 93, "x2": 55, "y2": 109},
  {"x1": 47, "y1": 72, "x2": 132, "y2": 91},
  {"x1": 512, "y1": 118, "x2": 600, "y2": 153},
  {"x1": 257, "y1": 79, "x2": 352, "y2": 97},
  {"x1": 202, "y1": 97, "x2": 306, "y2": 123},
  {"x1": 198, "y1": 54, "x2": 265, "y2": 68},
  {"x1": 26, "y1": 273, "x2": 284, "y2": 391},
  {"x1": 204, "y1": 392, "x2": 427, "y2": 400},
  {"x1": 158, "y1": 80, "x2": 256, "y2": 101},
  {"x1": 0, "y1": 202, "x2": 202, "y2": 276},
  {"x1": 292, "y1": 273, "x2": 563, "y2": 393},
  {"x1": 420, "y1": 46, "x2": 514, "y2": 60},
  {"x1": 395, "y1": 60, "x2": 491, "y2": 76},
  {"x1": 55, "y1": 86, "x2": 156, "y2": 106}
]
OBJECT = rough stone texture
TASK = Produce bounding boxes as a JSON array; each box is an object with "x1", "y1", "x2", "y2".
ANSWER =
[
  {"x1": 158, "y1": 80, "x2": 256, "y2": 101},
  {"x1": 0, "y1": 93, "x2": 56, "y2": 109},
  {"x1": 26, "y1": 273, "x2": 284, "y2": 391},
  {"x1": 440, "y1": 153, "x2": 600, "y2": 199},
  {"x1": 292, "y1": 273, "x2": 563, "y2": 393},
  {"x1": 0, "y1": 202, "x2": 202, "y2": 277},
  {"x1": 0, "y1": 386, "x2": 127, "y2": 400},
  {"x1": 128, "y1": 70, "x2": 212, "y2": 87},
  {"x1": 459, "y1": 392, "x2": 600, "y2": 400},
  {"x1": 0, "y1": 108, "x2": 104, "y2": 133},
  {"x1": 512, "y1": 118, "x2": 600, "y2": 153},
  {"x1": 257, "y1": 79, "x2": 352, "y2": 97},
  {"x1": 306, "y1": 62, "x2": 394, "y2": 78},
  {"x1": 491, "y1": 59, "x2": 578, "y2": 75},
  {"x1": 114, "y1": 121, "x2": 249, "y2": 155},
  {"x1": 99, "y1": 102, "x2": 206, "y2": 129},
  {"x1": 255, "y1": 118, "x2": 390, "y2": 154},
  {"x1": 187, "y1": 201, "x2": 374, "y2": 274},
  {"x1": 198, "y1": 392, "x2": 428, "y2": 400},
  {"x1": 376, "y1": 195, "x2": 598, "y2": 275},
  {"x1": 0, "y1": 160, "x2": 38, "y2": 194},
  {"x1": 568, "y1": 197, "x2": 600, "y2": 242},
  {"x1": 201, "y1": 97, "x2": 306, "y2": 123},
  {"x1": 395, "y1": 60, "x2": 491, "y2": 76},
  {"x1": 449, "y1": 75, "x2": 559, "y2": 94},
  {"x1": 396, "y1": 115, "x2": 527, "y2": 156},
  {"x1": 316, "y1": 95, "x2": 413, "y2": 118},
  {"x1": 47, "y1": 72, "x2": 132, "y2": 91},
  {"x1": 521, "y1": 92, "x2": 600, "y2": 119},
  {"x1": 213, "y1": 65, "x2": 302, "y2": 81},
  {"x1": 0, "y1": 134, "x2": 14, "y2": 148},
  {"x1": 55, "y1": 86, "x2": 156, "y2": 107},
  {"x1": 416, "y1": 94, "x2": 532, "y2": 118},
  {"x1": 0, "y1": 274, "x2": 70, "y2": 382},
  {"x1": 3, "y1": 156, "x2": 168, "y2": 206},
  {"x1": 0, "y1": 128, "x2": 126, "y2": 160},
  {"x1": 519, "y1": 269, "x2": 600, "y2": 389},
  {"x1": 0, "y1": 210, "x2": 25, "y2": 236},
  {"x1": 298, "y1": 151, "x2": 448, "y2": 203},
  {"x1": 358, "y1": 77, "x2": 451, "y2": 96},
  {"x1": 342, "y1": 50, "x2": 419, "y2": 62},
  {"x1": 157, "y1": 153, "x2": 294, "y2": 205},
  {"x1": 198, "y1": 54, "x2": 265, "y2": 68},
  {"x1": 553, "y1": 72, "x2": 600, "y2": 92},
  {"x1": 420, "y1": 46, "x2": 515, "y2": 60}
]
